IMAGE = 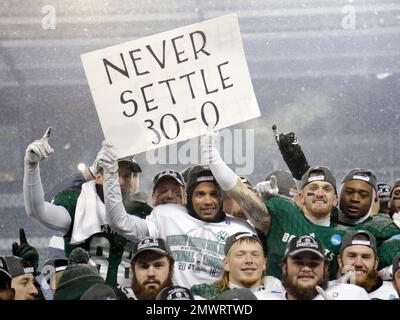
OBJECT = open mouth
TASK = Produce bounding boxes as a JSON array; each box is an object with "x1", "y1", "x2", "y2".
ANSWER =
[
  {"x1": 355, "y1": 269, "x2": 366, "y2": 276},
  {"x1": 241, "y1": 268, "x2": 257, "y2": 274}
]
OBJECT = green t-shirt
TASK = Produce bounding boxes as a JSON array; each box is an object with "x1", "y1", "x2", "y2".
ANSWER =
[
  {"x1": 265, "y1": 197, "x2": 347, "y2": 280},
  {"x1": 53, "y1": 188, "x2": 152, "y2": 285}
]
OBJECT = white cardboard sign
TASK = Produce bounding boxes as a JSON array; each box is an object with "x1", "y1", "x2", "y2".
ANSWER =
[{"x1": 81, "y1": 14, "x2": 260, "y2": 156}]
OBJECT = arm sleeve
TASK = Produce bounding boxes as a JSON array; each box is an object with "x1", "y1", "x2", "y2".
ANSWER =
[
  {"x1": 103, "y1": 170, "x2": 150, "y2": 240},
  {"x1": 23, "y1": 163, "x2": 71, "y2": 234}
]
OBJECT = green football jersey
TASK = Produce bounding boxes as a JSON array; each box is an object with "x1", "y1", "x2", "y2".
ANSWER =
[
  {"x1": 53, "y1": 188, "x2": 152, "y2": 285},
  {"x1": 331, "y1": 210, "x2": 400, "y2": 242},
  {"x1": 351, "y1": 213, "x2": 400, "y2": 242},
  {"x1": 265, "y1": 197, "x2": 347, "y2": 280},
  {"x1": 378, "y1": 238, "x2": 400, "y2": 269}
]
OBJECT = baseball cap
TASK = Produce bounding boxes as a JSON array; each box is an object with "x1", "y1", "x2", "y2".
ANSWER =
[
  {"x1": 214, "y1": 288, "x2": 257, "y2": 300},
  {"x1": 393, "y1": 253, "x2": 400, "y2": 276},
  {"x1": 0, "y1": 256, "x2": 34, "y2": 278},
  {"x1": 339, "y1": 230, "x2": 377, "y2": 255},
  {"x1": 156, "y1": 286, "x2": 194, "y2": 300},
  {"x1": 301, "y1": 166, "x2": 337, "y2": 192},
  {"x1": 265, "y1": 169, "x2": 297, "y2": 197},
  {"x1": 377, "y1": 183, "x2": 392, "y2": 200},
  {"x1": 342, "y1": 168, "x2": 377, "y2": 192},
  {"x1": 118, "y1": 155, "x2": 142, "y2": 173},
  {"x1": 131, "y1": 237, "x2": 172, "y2": 263},
  {"x1": 284, "y1": 235, "x2": 326, "y2": 259},
  {"x1": 41, "y1": 258, "x2": 68, "y2": 284},
  {"x1": 390, "y1": 178, "x2": 400, "y2": 197},
  {"x1": 153, "y1": 169, "x2": 184, "y2": 191},
  {"x1": 0, "y1": 267, "x2": 12, "y2": 289},
  {"x1": 224, "y1": 232, "x2": 262, "y2": 256},
  {"x1": 186, "y1": 165, "x2": 217, "y2": 187}
]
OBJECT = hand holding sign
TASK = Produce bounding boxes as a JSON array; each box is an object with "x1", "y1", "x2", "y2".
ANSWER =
[
  {"x1": 25, "y1": 127, "x2": 54, "y2": 165},
  {"x1": 97, "y1": 140, "x2": 119, "y2": 173}
]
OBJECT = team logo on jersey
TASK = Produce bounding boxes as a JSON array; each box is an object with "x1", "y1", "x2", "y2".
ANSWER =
[
  {"x1": 217, "y1": 231, "x2": 229, "y2": 241},
  {"x1": 330, "y1": 234, "x2": 342, "y2": 246}
]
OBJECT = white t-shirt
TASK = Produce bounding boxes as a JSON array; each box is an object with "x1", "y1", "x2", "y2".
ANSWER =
[
  {"x1": 255, "y1": 283, "x2": 370, "y2": 300},
  {"x1": 369, "y1": 281, "x2": 399, "y2": 300},
  {"x1": 145, "y1": 204, "x2": 256, "y2": 288}
]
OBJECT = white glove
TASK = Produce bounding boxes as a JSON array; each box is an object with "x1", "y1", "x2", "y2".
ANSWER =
[
  {"x1": 392, "y1": 212, "x2": 400, "y2": 229},
  {"x1": 336, "y1": 265, "x2": 356, "y2": 284},
  {"x1": 24, "y1": 127, "x2": 54, "y2": 166},
  {"x1": 200, "y1": 129, "x2": 219, "y2": 165},
  {"x1": 97, "y1": 141, "x2": 119, "y2": 173},
  {"x1": 255, "y1": 175, "x2": 279, "y2": 199},
  {"x1": 88, "y1": 153, "x2": 102, "y2": 177},
  {"x1": 378, "y1": 265, "x2": 393, "y2": 281},
  {"x1": 316, "y1": 285, "x2": 334, "y2": 300}
]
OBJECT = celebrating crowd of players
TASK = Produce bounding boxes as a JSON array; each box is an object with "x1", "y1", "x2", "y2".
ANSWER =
[{"x1": 1, "y1": 127, "x2": 400, "y2": 300}]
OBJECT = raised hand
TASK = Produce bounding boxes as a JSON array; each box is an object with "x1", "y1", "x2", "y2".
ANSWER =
[
  {"x1": 12, "y1": 228, "x2": 39, "y2": 272},
  {"x1": 25, "y1": 127, "x2": 54, "y2": 165},
  {"x1": 272, "y1": 125, "x2": 310, "y2": 180},
  {"x1": 255, "y1": 175, "x2": 279, "y2": 199},
  {"x1": 97, "y1": 140, "x2": 119, "y2": 173}
]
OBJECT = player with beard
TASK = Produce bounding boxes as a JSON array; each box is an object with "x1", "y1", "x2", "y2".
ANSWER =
[
  {"x1": 336, "y1": 230, "x2": 399, "y2": 299},
  {"x1": 23, "y1": 128, "x2": 142, "y2": 286},
  {"x1": 128, "y1": 237, "x2": 174, "y2": 300},
  {"x1": 262, "y1": 235, "x2": 369, "y2": 300},
  {"x1": 191, "y1": 232, "x2": 283, "y2": 299}
]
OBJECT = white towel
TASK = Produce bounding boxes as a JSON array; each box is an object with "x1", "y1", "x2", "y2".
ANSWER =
[{"x1": 70, "y1": 181, "x2": 106, "y2": 244}]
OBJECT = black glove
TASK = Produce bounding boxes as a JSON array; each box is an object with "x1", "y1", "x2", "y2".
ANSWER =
[
  {"x1": 275, "y1": 130, "x2": 310, "y2": 180},
  {"x1": 12, "y1": 228, "x2": 39, "y2": 273}
]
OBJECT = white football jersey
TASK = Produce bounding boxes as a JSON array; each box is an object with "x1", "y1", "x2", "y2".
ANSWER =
[
  {"x1": 255, "y1": 283, "x2": 370, "y2": 300},
  {"x1": 145, "y1": 203, "x2": 256, "y2": 288},
  {"x1": 369, "y1": 281, "x2": 399, "y2": 300}
]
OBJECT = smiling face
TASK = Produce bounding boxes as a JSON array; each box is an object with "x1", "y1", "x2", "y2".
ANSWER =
[
  {"x1": 152, "y1": 177, "x2": 186, "y2": 206},
  {"x1": 191, "y1": 182, "x2": 222, "y2": 221},
  {"x1": 338, "y1": 244, "x2": 378, "y2": 291},
  {"x1": 340, "y1": 180, "x2": 373, "y2": 219},
  {"x1": 300, "y1": 181, "x2": 338, "y2": 219},
  {"x1": 223, "y1": 238, "x2": 266, "y2": 288}
]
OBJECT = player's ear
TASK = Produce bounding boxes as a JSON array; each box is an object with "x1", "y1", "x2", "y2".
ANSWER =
[
  {"x1": 223, "y1": 256, "x2": 230, "y2": 272},
  {"x1": 298, "y1": 191, "x2": 305, "y2": 206}
]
